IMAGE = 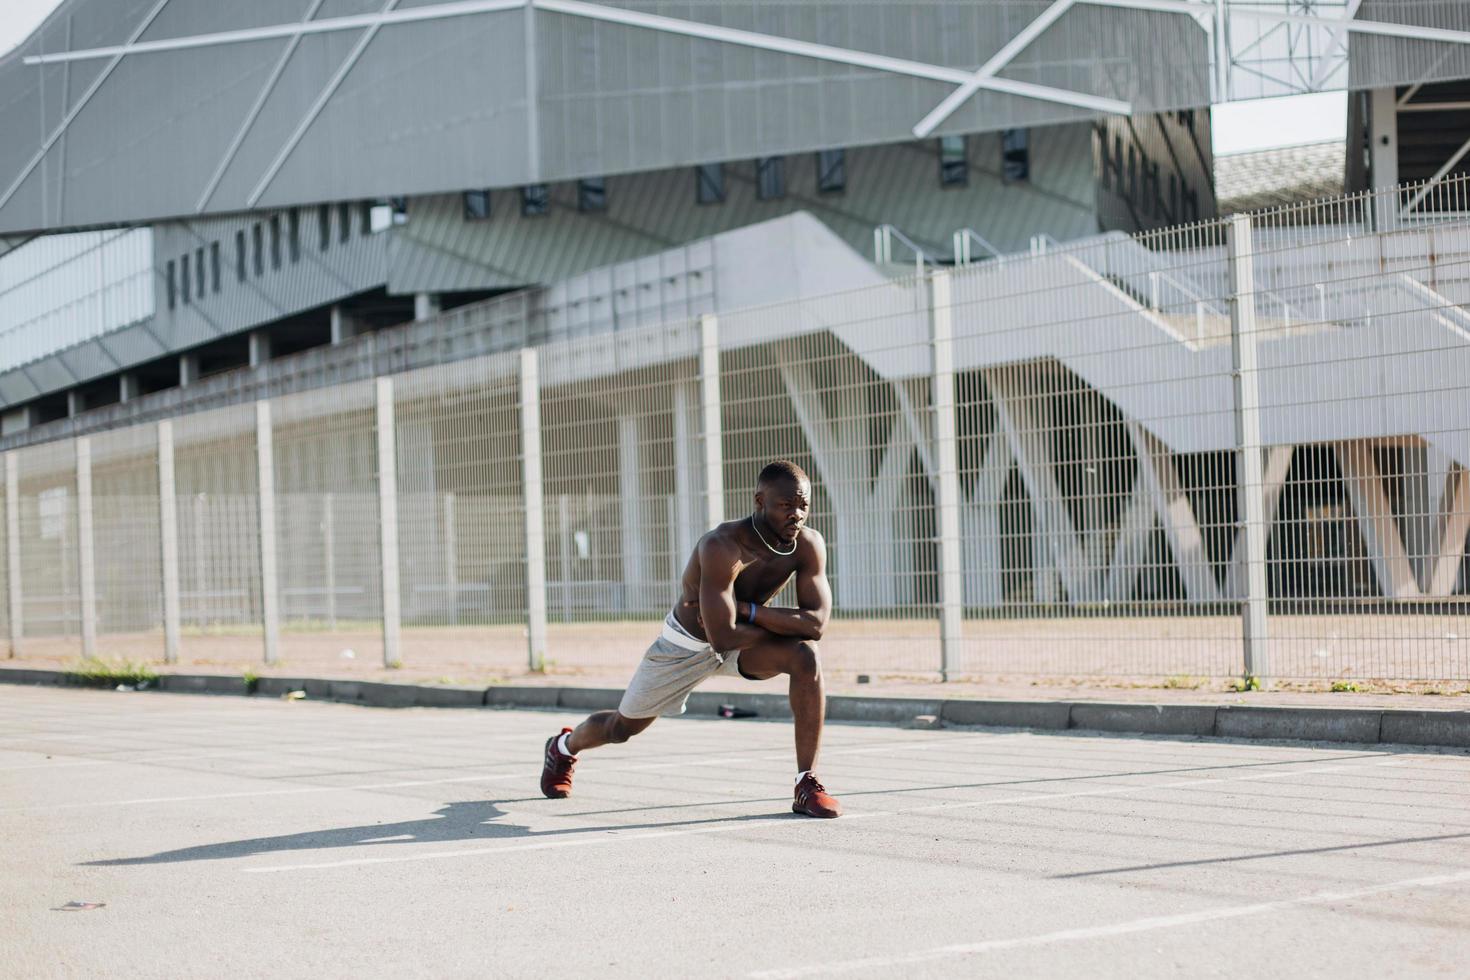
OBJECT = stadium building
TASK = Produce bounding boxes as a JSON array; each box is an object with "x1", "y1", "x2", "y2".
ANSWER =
[{"x1": 0, "y1": 0, "x2": 1467, "y2": 679}]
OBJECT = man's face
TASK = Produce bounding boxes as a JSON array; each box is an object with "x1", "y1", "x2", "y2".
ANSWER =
[{"x1": 756, "y1": 478, "x2": 810, "y2": 546}]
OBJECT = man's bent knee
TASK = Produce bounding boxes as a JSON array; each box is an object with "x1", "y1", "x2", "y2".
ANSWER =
[{"x1": 793, "y1": 640, "x2": 821, "y2": 679}]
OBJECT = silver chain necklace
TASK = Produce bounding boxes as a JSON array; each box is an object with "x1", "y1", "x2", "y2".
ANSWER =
[{"x1": 750, "y1": 514, "x2": 797, "y2": 556}]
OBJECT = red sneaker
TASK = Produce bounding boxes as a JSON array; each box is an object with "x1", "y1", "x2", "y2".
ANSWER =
[
  {"x1": 793, "y1": 773, "x2": 841, "y2": 818},
  {"x1": 541, "y1": 728, "x2": 577, "y2": 799}
]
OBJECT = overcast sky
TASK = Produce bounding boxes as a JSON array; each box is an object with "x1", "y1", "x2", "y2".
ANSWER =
[{"x1": 0, "y1": 0, "x2": 1348, "y2": 156}]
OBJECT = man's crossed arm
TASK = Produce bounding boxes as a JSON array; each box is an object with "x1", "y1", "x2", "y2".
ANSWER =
[{"x1": 696, "y1": 532, "x2": 832, "y2": 651}]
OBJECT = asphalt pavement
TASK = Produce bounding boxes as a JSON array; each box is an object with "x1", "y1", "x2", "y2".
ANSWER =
[{"x1": 4, "y1": 685, "x2": 1470, "y2": 978}]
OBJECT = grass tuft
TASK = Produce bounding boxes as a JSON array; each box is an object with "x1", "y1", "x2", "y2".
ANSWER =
[{"x1": 65, "y1": 657, "x2": 159, "y2": 688}]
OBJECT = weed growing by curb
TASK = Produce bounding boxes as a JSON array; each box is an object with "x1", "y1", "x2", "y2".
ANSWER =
[{"x1": 64, "y1": 657, "x2": 159, "y2": 688}]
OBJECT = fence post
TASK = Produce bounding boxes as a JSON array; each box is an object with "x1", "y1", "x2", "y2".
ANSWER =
[
  {"x1": 443, "y1": 492, "x2": 458, "y2": 625},
  {"x1": 255, "y1": 400, "x2": 281, "y2": 665},
  {"x1": 157, "y1": 421, "x2": 181, "y2": 663},
  {"x1": 322, "y1": 493, "x2": 337, "y2": 629},
  {"x1": 1227, "y1": 214, "x2": 1270, "y2": 683},
  {"x1": 699, "y1": 314, "x2": 725, "y2": 528},
  {"x1": 5, "y1": 452, "x2": 21, "y2": 656},
  {"x1": 520, "y1": 347, "x2": 548, "y2": 672},
  {"x1": 376, "y1": 376, "x2": 402, "y2": 667},
  {"x1": 930, "y1": 273, "x2": 964, "y2": 681},
  {"x1": 75, "y1": 437, "x2": 98, "y2": 658}
]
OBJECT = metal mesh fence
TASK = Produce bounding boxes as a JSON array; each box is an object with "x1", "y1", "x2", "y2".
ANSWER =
[{"x1": 3, "y1": 177, "x2": 1468, "y2": 684}]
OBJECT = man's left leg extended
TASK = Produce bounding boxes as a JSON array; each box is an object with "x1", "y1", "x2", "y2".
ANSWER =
[{"x1": 736, "y1": 636, "x2": 841, "y2": 818}]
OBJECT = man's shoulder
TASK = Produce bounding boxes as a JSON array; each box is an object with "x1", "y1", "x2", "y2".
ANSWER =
[
  {"x1": 797, "y1": 526, "x2": 826, "y2": 555},
  {"x1": 699, "y1": 520, "x2": 747, "y2": 552}
]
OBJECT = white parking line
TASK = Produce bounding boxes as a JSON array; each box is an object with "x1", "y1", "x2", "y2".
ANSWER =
[
  {"x1": 747, "y1": 867, "x2": 1470, "y2": 978},
  {"x1": 244, "y1": 758, "x2": 1403, "y2": 873}
]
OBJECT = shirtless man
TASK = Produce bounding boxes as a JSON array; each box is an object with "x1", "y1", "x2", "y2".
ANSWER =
[{"x1": 539, "y1": 459, "x2": 841, "y2": 818}]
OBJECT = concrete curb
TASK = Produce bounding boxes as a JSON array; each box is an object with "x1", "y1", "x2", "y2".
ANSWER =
[{"x1": 4, "y1": 667, "x2": 1469, "y2": 750}]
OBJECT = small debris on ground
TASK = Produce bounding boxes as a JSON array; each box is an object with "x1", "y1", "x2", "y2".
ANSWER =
[
  {"x1": 53, "y1": 901, "x2": 105, "y2": 912},
  {"x1": 856, "y1": 674, "x2": 871, "y2": 684},
  {"x1": 718, "y1": 704, "x2": 756, "y2": 719},
  {"x1": 907, "y1": 714, "x2": 943, "y2": 730},
  {"x1": 283, "y1": 690, "x2": 306, "y2": 700},
  {"x1": 339, "y1": 649, "x2": 356, "y2": 659}
]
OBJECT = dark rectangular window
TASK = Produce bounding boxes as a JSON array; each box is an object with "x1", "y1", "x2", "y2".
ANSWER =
[
  {"x1": 209, "y1": 242, "x2": 220, "y2": 294},
  {"x1": 756, "y1": 157, "x2": 785, "y2": 200},
  {"x1": 463, "y1": 190, "x2": 491, "y2": 220},
  {"x1": 269, "y1": 216, "x2": 282, "y2": 269},
  {"x1": 577, "y1": 178, "x2": 606, "y2": 212},
  {"x1": 288, "y1": 209, "x2": 300, "y2": 263},
  {"x1": 252, "y1": 223, "x2": 264, "y2": 277},
  {"x1": 520, "y1": 184, "x2": 550, "y2": 217},
  {"x1": 235, "y1": 230, "x2": 246, "y2": 282},
  {"x1": 318, "y1": 204, "x2": 330, "y2": 250},
  {"x1": 695, "y1": 163, "x2": 724, "y2": 204},
  {"x1": 816, "y1": 149, "x2": 846, "y2": 194},
  {"x1": 180, "y1": 253, "x2": 191, "y2": 304},
  {"x1": 195, "y1": 247, "x2": 205, "y2": 298},
  {"x1": 389, "y1": 197, "x2": 406, "y2": 226},
  {"x1": 1002, "y1": 128, "x2": 1029, "y2": 182},
  {"x1": 166, "y1": 260, "x2": 176, "y2": 310},
  {"x1": 361, "y1": 201, "x2": 374, "y2": 234},
  {"x1": 939, "y1": 136, "x2": 967, "y2": 186},
  {"x1": 338, "y1": 202, "x2": 351, "y2": 243}
]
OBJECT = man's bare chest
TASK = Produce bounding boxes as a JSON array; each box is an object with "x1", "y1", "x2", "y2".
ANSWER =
[{"x1": 732, "y1": 555, "x2": 799, "y2": 600}]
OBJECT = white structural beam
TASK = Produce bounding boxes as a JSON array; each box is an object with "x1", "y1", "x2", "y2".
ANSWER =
[
  {"x1": 961, "y1": 427, "x2": 1013, "y2": 609},
  {"x1": 26, "y1": 0, "x2": 1128, "y2": 123},
  {"x1": 1230, "y1": 8, "x2": 1470, "y2": 48},
  {"x1": 913, "y1": 0, "x2": 1076, "y2": 139},
  {"x1": 1427, "y1": 467, "x2": 1470, "y2": 598},
  {"x1": 375, "y1": 377, "x2": 402, "y2": 666},
  {"x1": 4, "y1": 453, "x2": 21, "y2": 655},
  {"x1": 519, "y1": 347, "x2": 548, "y2": 671},
  {"x1": 986, "y1": 368, "x2": 1100, "y2": 605},
  {"x1": 197, "y1": 0, "x2": 330, "y2": 212},
  {"x1": 1400, "y1": 132, "x2": 1470, "y2": 218},
  {"x1": 1105, "y1": 476, "x2": 1154, "y2": 603},
  {"x1": 157, "y1": 420, "x2": 181, "y2": 663},
  {"x1": 75, "y1": 438, "x2": 97, "y2": 658},
  {"x1": 255, "y1": 400, "x2": 281, "y2": 664},
  {"x1": 1124, "y1": 422, "x2": 1222, "y2": 604},
  {"x1": 535, "y1": 0, "x2": 1129, "y2": 115},
  {"x1": 1223, "y1": 444, "x2": 1293, "y2": 600},
  {"x1": 1308, "y1": 0, "x2": 1363, "y2": 90},
  {"x1": 24, "y1": 0, "x2": 524, "y2": 65},
  {"x1": 698, "y1": 314, "x2": 725, "y2": 529},
  {"x1": 247, "y1": 0, "x2": 401, "y2": 207},
  {"x1": 1336, "y1": 441, "x2": 1422, "y2": 600},
  {"x1": 930, "y1": 273, "x2": 964, "y2": 679},
  {"x1": 1, "y1": 0, "x2": 173, "y2": 212},
  {"x1": 617, "y1": 411, "x2": 647, "y2": 611}
]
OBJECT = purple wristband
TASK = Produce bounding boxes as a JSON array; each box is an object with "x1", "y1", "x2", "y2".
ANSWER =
[{"x1": 747, "y1": 603, "x2": 758, "y2": 624}]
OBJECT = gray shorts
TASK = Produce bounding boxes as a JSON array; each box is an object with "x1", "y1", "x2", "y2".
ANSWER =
[{"x1": 617, "y1": 614, "x2": 745, "y2": 719}]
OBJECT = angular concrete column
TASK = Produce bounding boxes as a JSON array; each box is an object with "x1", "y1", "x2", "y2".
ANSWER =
[
  {"x1": 1369, "y1": 87, "x2": 1399, "y2": 228},
  {"x1": 75, "y1": 438, "x2": 97, "y2": 658},
  {"x1": 248, "y1": 331, "x2": 272, "y2": 368},
  {"x1": 157, "y1": 421, "x2": 181, "y2": 662},
  {"x1": 255, "y1": 400, "x2": 281, "y2": 664},
  {"x1": 1228, "y1": 214, "x2": 1270, "y2": 681},
  {"x1": 179, "y1": 353, "x2": 200, "y2": 387},
  {"x1": 5, "y1": 453, "x2": 21, "y2": 656},
  {"x1": 699, "y1": 314, "x2": 725, "y2": 528},
  {"x1": 414, "y1": 292, "x2": 440, "y2": 322},
  {"x1": 375, "y1": 377, "x2": 402, "y2": 666},
  {"x1": 519, "y1": 348, "x2": 548, "y2": 672},
  {"x1": 67, "y1": 391, "x2": 83, "y2": 418},
  {"x1": 329, "y1": 306, "x2": 356, "y2": 345},
  {"x1": 930, "y1": 272, "x2": 964, "y2": 680},
  {"x1": 119, "y1": 373, "x2": 140, "y2": 403}
]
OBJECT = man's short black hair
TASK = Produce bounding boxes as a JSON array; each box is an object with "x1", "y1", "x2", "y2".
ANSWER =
[{"x1": 758, "y1": 459, "x2": 809, "y2": 489}]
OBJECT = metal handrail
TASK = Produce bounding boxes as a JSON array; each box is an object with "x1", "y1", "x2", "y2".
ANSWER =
[
  {"x1": 951, "y1": 228, "x2": 1004, "y2": 265},
  {"x1": 872, "y1": 224, "x2": 939, "y2": 277}
]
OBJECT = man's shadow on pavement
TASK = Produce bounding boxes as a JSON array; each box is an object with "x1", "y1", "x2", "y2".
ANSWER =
[{"x1": 84, "y1": 799, "x2": 791, "y2": 867}]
